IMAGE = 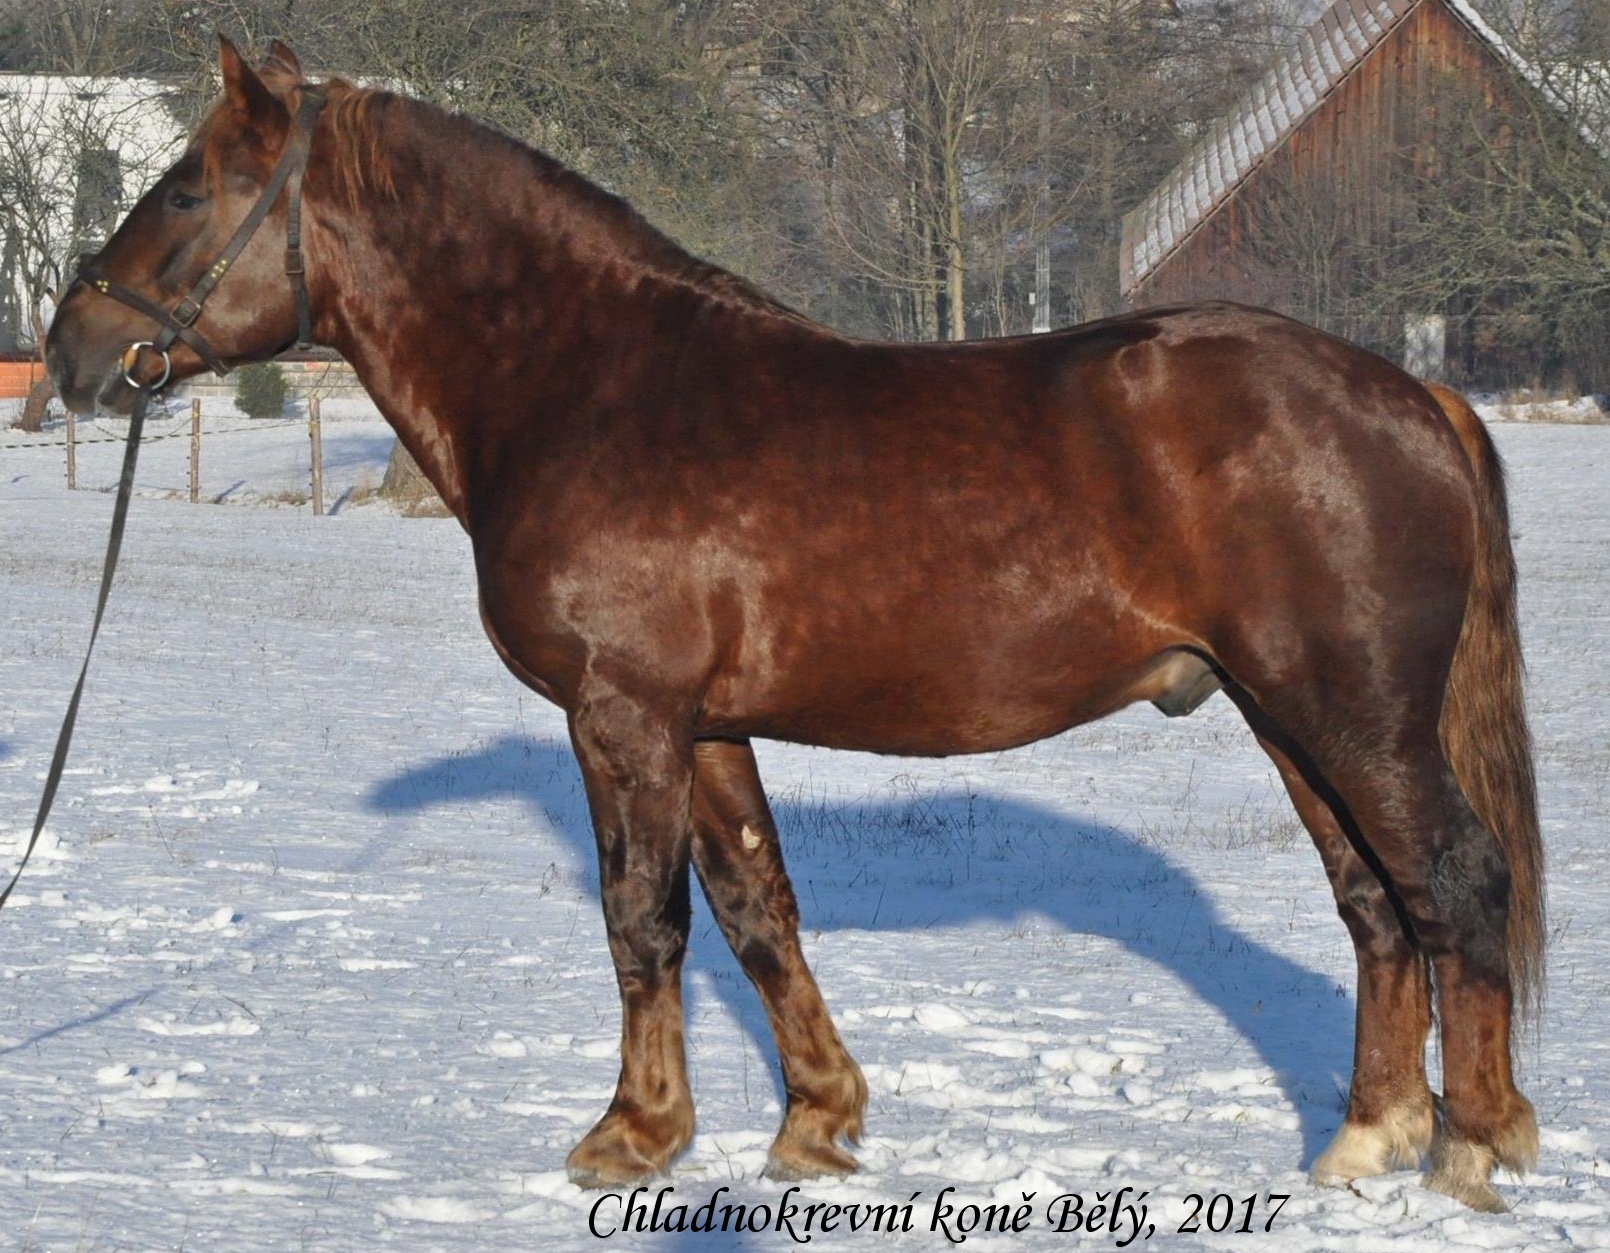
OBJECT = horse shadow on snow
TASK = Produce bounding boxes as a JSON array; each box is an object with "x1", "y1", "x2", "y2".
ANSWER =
[{"x1": 365, "y1": 733, "x2": 1353, "y2": 1166}]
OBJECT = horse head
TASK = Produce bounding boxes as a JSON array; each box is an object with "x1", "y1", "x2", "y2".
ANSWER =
[{"x1": 46, "y1": 38, "x2": 319, "y2": 414}]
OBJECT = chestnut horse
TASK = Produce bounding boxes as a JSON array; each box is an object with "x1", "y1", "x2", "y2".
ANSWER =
[{"x1": 47, "y1": 41, "x2": 1543, "y2": 1212}]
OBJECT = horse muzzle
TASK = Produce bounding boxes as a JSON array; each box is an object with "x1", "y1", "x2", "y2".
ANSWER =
[{"x1": 94, "y1": 343, "x2": 174, "y2": 412}]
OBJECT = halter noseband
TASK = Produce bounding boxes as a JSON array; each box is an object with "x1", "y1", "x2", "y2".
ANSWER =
[{"x1": 72, "y1": 86, "x2": 327, "y2": 390}]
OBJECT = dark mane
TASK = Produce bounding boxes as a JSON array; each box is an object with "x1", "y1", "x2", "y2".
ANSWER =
[{"x1": 316, "y1": 80, "x2": 812, "y2": 326}]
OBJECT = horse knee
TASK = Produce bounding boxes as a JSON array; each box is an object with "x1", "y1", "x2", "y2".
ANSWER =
[{"x1": 602, "y1": 862, "x2": 693, "y2": 986}]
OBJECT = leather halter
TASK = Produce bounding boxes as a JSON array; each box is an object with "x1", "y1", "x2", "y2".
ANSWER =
[{"x1": 71, "y1": 86, "x2": 327, "y2": 389}]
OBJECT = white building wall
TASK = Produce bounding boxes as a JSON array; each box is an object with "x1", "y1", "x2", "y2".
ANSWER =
[{"x1": 0, "y1": 74, "x2": 187, "y2": 350}]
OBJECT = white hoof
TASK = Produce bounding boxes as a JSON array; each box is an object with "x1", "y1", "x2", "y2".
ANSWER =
[{"x1": 1311, "y1": 1104, "x2": 1433, "y2": 1185}]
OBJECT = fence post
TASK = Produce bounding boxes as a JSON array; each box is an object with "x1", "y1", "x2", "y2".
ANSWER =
[
  {"x1": 309, "y1": 396, "x2": 324, "y2": 516},
  {"x1": 189, "y1": 398, "x2": 201, "y2": 504},
  {"x1": 66, "y1": 412, "x2": 76, "y2": 490}
]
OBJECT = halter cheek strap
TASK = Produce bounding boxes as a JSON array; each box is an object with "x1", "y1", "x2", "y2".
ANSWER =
[{"x1": 71, "y1": 86, "x2": 326, "y2": 387}]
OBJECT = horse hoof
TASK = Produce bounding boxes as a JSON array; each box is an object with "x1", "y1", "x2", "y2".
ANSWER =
[
  {"x1": 566, "y1": 1147, "x2": 662, "y2": 1190},
  {"x1": 1311, "y1": 1104, "x2": 1433, "y2": 1184},
  {"x1": 762, "y1": 1081, "x2": 865, "y2": 1182},
  {"x1": 1426, "y1": 1169, "x2": 1509, "y2": 1213},
  {"x1": 1425, "y1": 1139, "x2": 1508, "y2": 1213},
  {"x1": 765, "y1": 1138, "x2": 859, "y2": 1182},
  {"x1": 566, "y1": 1112, "x2": 688, "y2": 1189}
]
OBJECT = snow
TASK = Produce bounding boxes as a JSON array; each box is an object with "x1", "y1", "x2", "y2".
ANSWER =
[
  {"x1": 0, "y1": 396, "x2": 397, "y2": 510},
  {"x1": 1, "y1": 399, "x2": 1608, "y2": 1249}
]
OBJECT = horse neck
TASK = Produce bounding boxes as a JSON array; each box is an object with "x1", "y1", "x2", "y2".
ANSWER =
[{"x1": 305, "y1": 104, "x2": 787, "y2": 521}]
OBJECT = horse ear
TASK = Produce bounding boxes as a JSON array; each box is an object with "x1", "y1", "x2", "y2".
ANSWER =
[
  {"x1": 260, "y1": 40, "x2": 304, "y2": 92},
  {"x1": 218, "y1": 35, "x2": 286, "y2": 133}
]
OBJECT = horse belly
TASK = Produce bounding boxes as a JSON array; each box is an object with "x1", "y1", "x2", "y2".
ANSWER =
[{"x1": 704, "y1": 609, "x2": 1191, "y2": 757}]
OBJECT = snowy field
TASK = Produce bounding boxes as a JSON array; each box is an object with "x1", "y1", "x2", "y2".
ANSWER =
[
  {"x1": 0, "y1": 400, "x2": 1607, "y2": 1251},
  {"x1": 0, "y1": 397, "x2": 397, "y2": 513}
]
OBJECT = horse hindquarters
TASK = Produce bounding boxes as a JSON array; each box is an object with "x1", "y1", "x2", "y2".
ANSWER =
[{"x1": 1215, "y1": 384, "x2": 1539, "y2": 1212}]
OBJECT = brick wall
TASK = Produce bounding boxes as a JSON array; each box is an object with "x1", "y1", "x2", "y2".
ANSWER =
[
  {"x1": 182, "y1": 358, "x2": 371, "y2": 402},
  {"x1": 0, "y1": 359, "x2": 45, "y2": 399},
  {"x1": 1, "y1": 356, "x2": 372, "y2": 404}
]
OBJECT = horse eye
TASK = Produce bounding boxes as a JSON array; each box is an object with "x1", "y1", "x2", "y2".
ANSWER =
[{"x1": 167, "y1": 189, "x2": 205, "y2": 211}]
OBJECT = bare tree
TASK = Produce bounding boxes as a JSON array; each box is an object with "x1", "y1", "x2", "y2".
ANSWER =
[
  {"x1": 0, "y1": 77, "x2": 181, "y2": 336},
  {"x1": 1389, "y1": 69, "x2": 1610, "y2": 389},
  {"x1": 1209, "y1": 49, "x2": 1610, "y2": 390},
  {"x1": 755, "y1": 0, "x2": 1069, "y2": 339}
]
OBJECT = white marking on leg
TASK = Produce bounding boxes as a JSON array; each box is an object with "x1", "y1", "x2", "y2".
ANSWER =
[
  {"x1": 1427, "y1": 1137, "x2": 1505, "y2": 1212},
  {"x1": 1311, "y1": 1101, "x2": 1433, "y2": 1184}
]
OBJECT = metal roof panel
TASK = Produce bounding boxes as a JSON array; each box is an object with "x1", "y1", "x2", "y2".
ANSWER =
[{"x1": 1120, "y1": 0, "x2": 1437, "y2": 295}]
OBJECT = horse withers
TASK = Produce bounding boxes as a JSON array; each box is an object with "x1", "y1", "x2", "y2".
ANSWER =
[{"x1": 45, "y1": 39, "x2": 1543, "y2": 1212}]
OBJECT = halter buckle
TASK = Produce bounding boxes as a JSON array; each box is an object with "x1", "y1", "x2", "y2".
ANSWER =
[
  {"x1": 172, "y1": 296, "x2": 203, "y2": 327},
  {"x1": 121, "y1": 342, "x2": 173, "y2": 392}
]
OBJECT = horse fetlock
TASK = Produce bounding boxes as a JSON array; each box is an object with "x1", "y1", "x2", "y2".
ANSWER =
[
  {"x1": 1426, "y1": 1138, "x2": 1506, "y2": 1212},
  {"x1": 1426, "y1": 1096, "x2": 1537, "y2": 1213},
  {"x1": 764, "y1": 1056, "x2": 868, "y2": 1182},
  {"x1": 803, "y1": 1047, "x2": 868, "y2": 1134},
  {"x1": 1310, "y1": 1100, "x2": 1434, "y2": 1184},
  {"x1": 1493, "y1": 1097, "x2": 1540, "y2": 1174},
  {"x1": 566, "y1": 1104, "x2": 694, "y2": 1189},
  {"x1": 766, "y1": 1102, "x2": 863, "y2": 1182}
]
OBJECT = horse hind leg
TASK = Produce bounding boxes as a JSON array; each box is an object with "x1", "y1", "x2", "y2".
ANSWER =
[
  {"x1": 1408, "y1": 776, "x2": 1541, "y2": 1212},
  {"x1": 1369, "y1": 760, "x2": 1537, "y2": 1211},
  {"x1": 689, "y1": 739, "x2": 867, "y2": 1180},
  {"x1": 1245, "y1": 684, "x2": 1535, "y2": 1211},
  {"x1": 1250, "y1": 726, "x2": 1434, "y2": 1182}
]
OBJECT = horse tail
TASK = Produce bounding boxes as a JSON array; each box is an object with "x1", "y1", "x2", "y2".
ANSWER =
[{"x1": 1426, "y1": 381, "x2": 1545, "y2": 1025}]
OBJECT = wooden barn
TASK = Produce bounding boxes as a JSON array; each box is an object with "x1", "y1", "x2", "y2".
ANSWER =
[{"x1": 1119, "y1": 0, "x2": 1610, "y2": 389}]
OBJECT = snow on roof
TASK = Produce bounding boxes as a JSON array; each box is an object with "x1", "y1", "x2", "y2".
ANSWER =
[
  {"x1": 1118, "y1": 0, "x2": 1590, "y2": 296},
  {"x1": 0, "y1": 71, "x2": 187, "y2": 182},
  {"x1": 0, "y1": 71, "x2": 184, "y2": 116}
]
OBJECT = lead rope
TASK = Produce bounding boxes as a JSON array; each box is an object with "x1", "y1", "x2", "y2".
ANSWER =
[{"x1": 0, "y1": 391, "x2": 148, "y2": 910}]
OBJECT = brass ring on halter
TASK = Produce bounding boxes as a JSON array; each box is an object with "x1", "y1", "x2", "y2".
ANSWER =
[{"x1": 120, "y1": 341, "x2": 172, "y2": 392}]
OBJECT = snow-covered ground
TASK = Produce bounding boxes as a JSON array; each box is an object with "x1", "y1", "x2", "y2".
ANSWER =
[
  {"x1": 0, "y1": 400, "x2": 1607, "y2": 1250},
  {"x1": 0, "y1": 397, "x2": 397, "y2": 512}
]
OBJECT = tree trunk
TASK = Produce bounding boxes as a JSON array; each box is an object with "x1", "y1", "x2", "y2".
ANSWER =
[
  {"x1": 944, "y1": 150, "x2": 966, "y2": 340},
  {"x1": 16, "y1": 376, "x2": 54, "y2": 433},
  {"x1": 380, "y1": 438, "x2": 443, "y2": 511}
]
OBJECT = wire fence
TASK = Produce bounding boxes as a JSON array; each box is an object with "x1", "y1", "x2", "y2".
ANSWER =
[
  {"x1": 0, "y1": 414, "x2": 303, "y2": 451},
  {"x1": 1, "y1": 397, "x2": 389, "y2": 515}
]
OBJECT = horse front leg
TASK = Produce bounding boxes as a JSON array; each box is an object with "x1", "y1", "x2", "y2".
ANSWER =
[
  {"x1": 564, "y1": 685, "x2": 697, "y2": 1187},
  {"x1": 690, "y1": 739, "x2": 867, "y2": 1179}
]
